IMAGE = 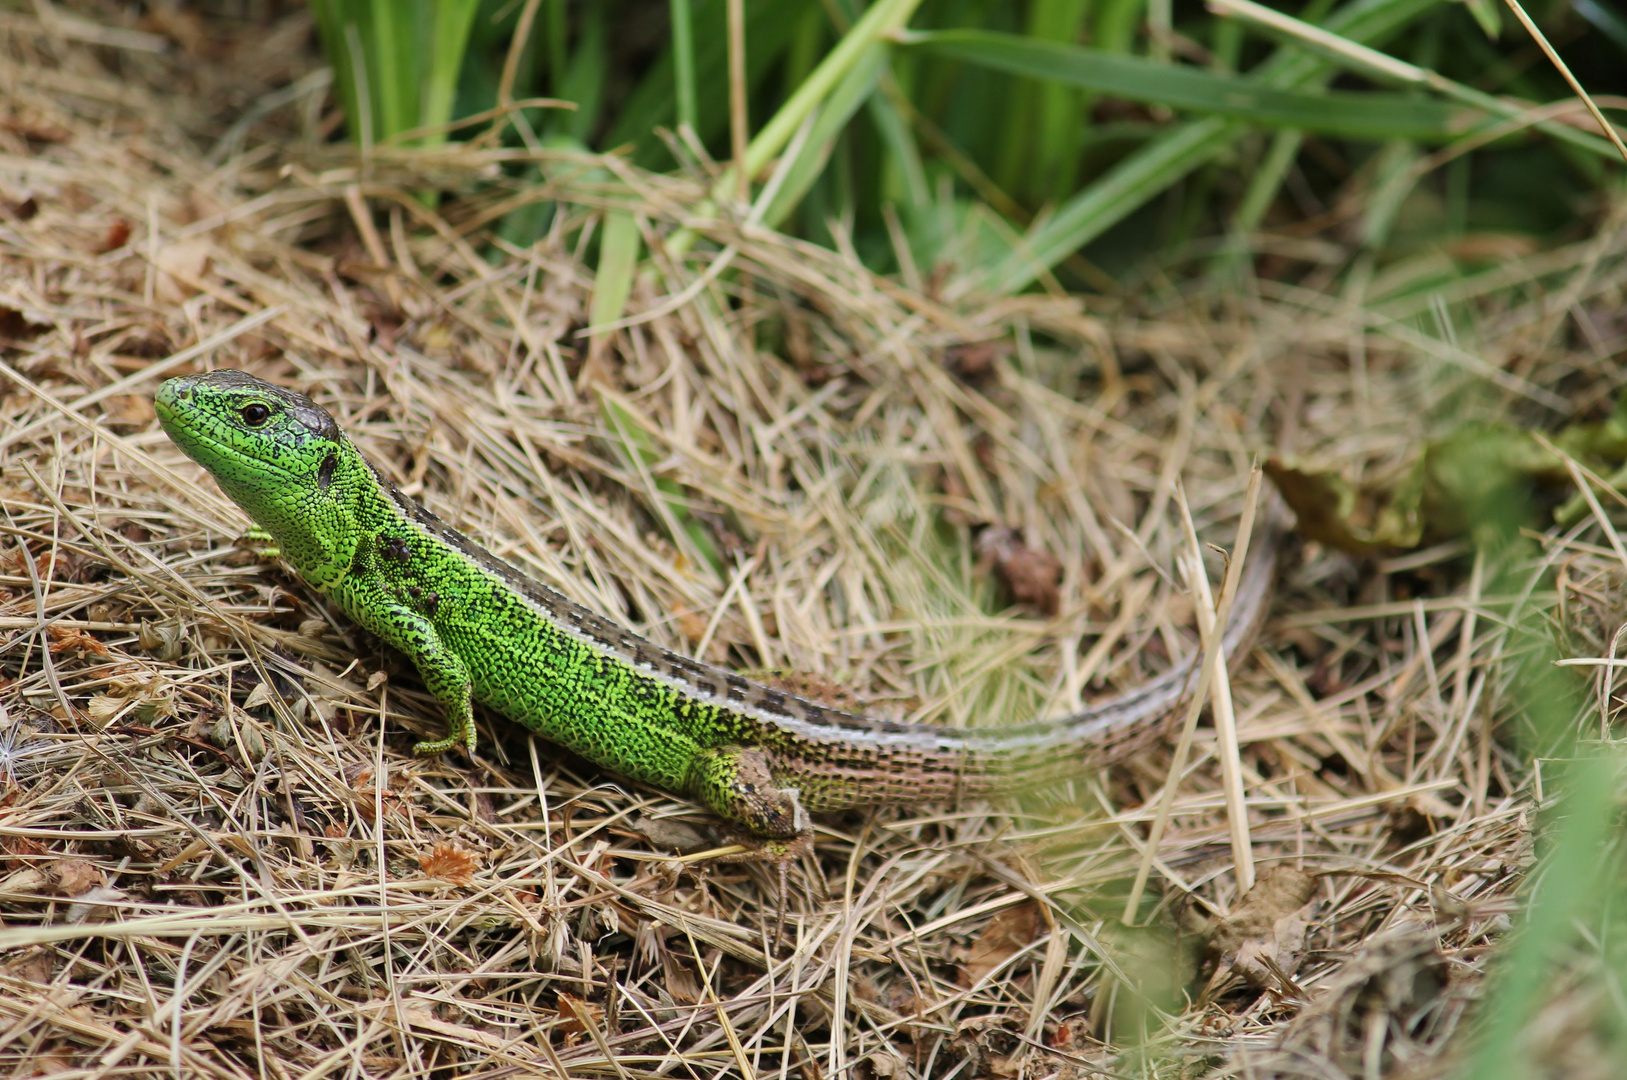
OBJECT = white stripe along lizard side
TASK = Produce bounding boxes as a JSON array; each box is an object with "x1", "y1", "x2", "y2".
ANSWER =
[{"x1": 155, "y1": 370, "x2": 1278, "y2": 840}]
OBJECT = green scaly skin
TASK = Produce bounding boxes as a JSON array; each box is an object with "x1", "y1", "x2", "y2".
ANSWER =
[{"x1": 156, "y1": 371, "x2": 1278, "y2": 841}]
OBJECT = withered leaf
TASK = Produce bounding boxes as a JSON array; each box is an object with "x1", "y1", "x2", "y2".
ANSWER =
[
  {"x1": 52, "y1": 858, "x2": 102, "y2": 898},
  {"x1": 419, "y1": 841, "x2": 479, "y2": 887},
  {"x1": 47, "y1": 626, "x2": 108, "y2": 657},
  {"x1": 976, "y1": 528, "x2": 1063, "y2": 615},
  {"x1": 958, "y1": 901, "x2": 1041, "y2": 987},
  {"x1": 1208, "y1": 865, "x2": 1319, "y2": 989},
  {"x1": 1264, "y1": 457, "x2": 1425, "y2": 556},
  {"x1": 556, "y1": 992, "x2": 604, "y2": 1039},
  {"x1": 66, "y1": 885, "x2": 125, "y2": 924}
]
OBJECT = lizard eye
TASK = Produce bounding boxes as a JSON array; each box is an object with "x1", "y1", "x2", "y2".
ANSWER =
[{"x1": 239, "y1": 403, "x2": 272, "y2": 426}]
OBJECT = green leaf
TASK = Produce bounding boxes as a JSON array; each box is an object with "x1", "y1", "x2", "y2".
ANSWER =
[
  {"x1": 424, "y1": 0, "x2": 481, "y2": 143},
  {"x1": 588, "y1": 210, "x2": 641, "y2": 344},
  {"x1": 1462, "y1": 0, "x2": 1502, "y2": 39},
  {"x1": 903, "y1": 30, "x2": 1476, "y2": 140}
]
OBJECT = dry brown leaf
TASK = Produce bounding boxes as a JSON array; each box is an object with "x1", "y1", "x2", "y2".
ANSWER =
[
  {"x1": 94, "y1": 218, "x2": 131, "y2": 254},
  {"x1": 630, "y1": 815, "x2": 711, "y2": 852},
  {"x1": 556, "y1": 991, "x2": 603, "y2": 1040},
  {"x1": 47, "y1": 626, "x2": 107, "y2": 657},
  {"x1": 393, "y1": 1004, "x2": 508, "y2": 1051},
  {"x1": 24, "y1": 1042, "x2": 73, "y2": 1076},
  {"x1": 0, "y1": 868, "x2": 47, "y2": 900},
  {"x1": 976, "y1": 528, "x2": 1063, "y2": 615},
  {"x1": 958, "y1": 901, "x2": 1041, "y2": 987},
  {"x1": 106, "y1": 393, "x2": 155, "y2": 429},
  {"x1": 674, "y1": 606, "x2": 710, "y2": 645},
  {"x1": 51, "y1": 858, "x2": 101, "y2": 898},
  {"x1": 868, "y1": 1049, "x2": 908, "y2": 1079},
  {"x1": 1209, "y1": 865, "x2": 1319, "y2": 989},
  {"x1": 85, "y1": 694, "x2": 125, "y2": 727},
  {"x1": 419, "y1": 841, "x2": 479, "y2": 887}
]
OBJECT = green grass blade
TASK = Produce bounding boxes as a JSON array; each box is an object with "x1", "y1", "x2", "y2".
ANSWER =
[
  {"x1": 1031, "y1": 0, "x2": 1091, "y2": 202},
  {"x1": 720, "y1": 0, "x2": 925, "y2": 193},
  {"x1": 423, "y1": 0, "x2": 481, "y2": 142},
  {"x1": 1208, "y1": 127, "x2": 1302, "y2": 277},
  {"x1": 670, "y1": 0, "x2": 699, "y2": 132},
  {"x1": 307, "y1": 1, "x2": 361, "y2": 145},
  {"x1": 1465, "y1": 752, "x2": 1620, "y2": 1080},
  {"x1": 1234, "y1": 128, "x2": 1302, "y2": 235},
  {"x1": 985, "y1": 117, "x2": 1235, "y2": 294},
  {"x1": 761, "y1": 44, "x2": 889, "y2": 228},
  {"x1": 987, "y1": 0, "x2": 1449, "y2": 294},
  {"x1": 546, "y1": 0, "x2": 568, "y2": 95},
  {"x1": 561, "y1": 5, "x2": 609, "y2": 143},
  {"x1": 866, "y1": 89, "x2": 929, "y2": 209},
  {"x1": 600, "y1": 392, "x2": 723, "y2": 575},
  {"x1": 604, "y1": 0, "x2": 812, "y2": 164},
  {"x1": 589, "y1": 210, "x2": 641, "y2": 347},
  {"x1": 368, "y1": 0, "x2": 410, "y2": 141},
  {"x1": 1213, "y1": 0, "x2": 1617, "y2": 159},
  {"x1": 904, "y1": 30, "x2": 1476, "y2": 140}
]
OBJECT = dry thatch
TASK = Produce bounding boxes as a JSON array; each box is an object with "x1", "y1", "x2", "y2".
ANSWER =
[{"x1": 3, "y1": 7, "x2": 1627, "y2": 1079}]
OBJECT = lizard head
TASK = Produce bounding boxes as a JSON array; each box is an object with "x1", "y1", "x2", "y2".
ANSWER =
[{"x1": 156, "y1": 370, "x2": 359, "y2": 586}]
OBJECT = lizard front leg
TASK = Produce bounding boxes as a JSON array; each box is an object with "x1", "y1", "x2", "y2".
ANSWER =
[{"x1": 359, "y1": 598, "x2": 478, "y2": 755}]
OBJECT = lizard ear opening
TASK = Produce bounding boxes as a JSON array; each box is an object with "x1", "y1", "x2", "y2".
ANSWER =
[{"x1": 317, "y1": 450, "x2": 338, "y2": 493}]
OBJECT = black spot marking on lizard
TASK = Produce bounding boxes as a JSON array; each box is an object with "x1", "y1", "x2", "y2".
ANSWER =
[
  {"x1": 317, "y1": 450, "x2": 338, "y2": 493},
  {"x1": 380, "y1": 535, "x2": 411, "y2": 564},
  {"x1": 422, "y1": 591, "x2": 440, "y2": 616}
]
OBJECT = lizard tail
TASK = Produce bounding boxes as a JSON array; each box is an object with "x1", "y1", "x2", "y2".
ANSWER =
[{"x1": 954, "y1": 512, "x2": 1285, "y2": 798}]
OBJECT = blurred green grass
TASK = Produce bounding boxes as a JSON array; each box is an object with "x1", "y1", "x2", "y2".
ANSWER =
[{"x1": 308, "y1": 0, "x2": 1623, "y2": 293}]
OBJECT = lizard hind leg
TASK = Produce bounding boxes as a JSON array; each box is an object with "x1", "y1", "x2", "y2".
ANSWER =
[{"x1": 685, "y1": 745, "x2": 806, "y2": 841}]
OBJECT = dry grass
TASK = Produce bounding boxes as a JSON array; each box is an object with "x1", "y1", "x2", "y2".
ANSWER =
[{"x1": 3, "y1": 8, "x2": 1627, "y2": 1079}]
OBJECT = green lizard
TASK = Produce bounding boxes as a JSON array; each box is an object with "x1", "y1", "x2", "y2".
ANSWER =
[{"x1": 155, "y1": 370, "x2": 1278, "y2": 842}]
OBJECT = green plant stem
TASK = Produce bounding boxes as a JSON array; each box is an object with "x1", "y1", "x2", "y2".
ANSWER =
[
  {"x1": 671, "y1": 0, "x2": 698, "y2": 132},
  {"x1": 713, "y1": 0, "x2": 924, "y2": 197}
]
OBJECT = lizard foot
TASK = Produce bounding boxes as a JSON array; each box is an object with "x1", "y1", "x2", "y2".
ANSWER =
[
  {"x1": 716, "y1": 829, "x2": 814, "y2": 950},
  {"x1": 715, "y1": 829, "x2": 814, "y2": 866},
  {"x1": 236, "y1": 526, "x2": 281, "y2": 560}
]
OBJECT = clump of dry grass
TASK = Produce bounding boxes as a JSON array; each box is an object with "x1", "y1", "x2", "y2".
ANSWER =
[{"x1": 3, "y1": 7, "x2": 1627, "y2": 1079}]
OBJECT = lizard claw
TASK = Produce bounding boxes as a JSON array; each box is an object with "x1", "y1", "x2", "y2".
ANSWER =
[{"x1": 716, "y1": 829, "x2": 813, "y2": 952}]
